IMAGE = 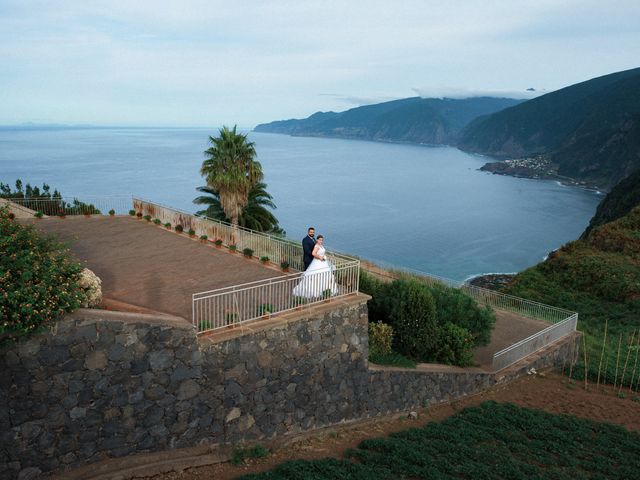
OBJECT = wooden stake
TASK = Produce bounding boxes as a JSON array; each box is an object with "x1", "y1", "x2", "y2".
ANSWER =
[
  {"x1": 619, "y1": 329, "x2": 636, "y2": 393},
  {"x1": 582, "y1": 333, "x2": 588, "y2": 390},
  {"x1": 568, "y1": 334, "x2": 578, "y2": 382},
  {"x1": 628, "y1": 333, "x2": 640, "y2": 392},
  {"x1": 614, "y1": 333, "x2": 623, "y2": 389},
  {"x1": 597, "y1": 319, "x2": 608, "y2": 388}
]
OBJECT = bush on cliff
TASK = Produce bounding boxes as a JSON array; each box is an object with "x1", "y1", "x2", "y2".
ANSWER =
[
  {"x1": 360, "y1": 271, "x2": 493, "y2": 366},
  {"x1": 0, "y1": 206, "x2": 87, "y2": 343}
]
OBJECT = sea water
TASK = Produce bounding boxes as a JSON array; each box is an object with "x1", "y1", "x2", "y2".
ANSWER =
[{"x1": 0, "y1": 126, "x2": 601, "y2": 281}]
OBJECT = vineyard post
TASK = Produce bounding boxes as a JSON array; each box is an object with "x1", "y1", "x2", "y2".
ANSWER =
[
  {"x1": 618, "y1": 329, "x2": 636, "y2": 393},
  {"x1": 596, "y1": 319, "x2": 607, "y2": 388}
]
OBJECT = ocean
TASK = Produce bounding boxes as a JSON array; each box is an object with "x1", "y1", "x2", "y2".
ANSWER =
[{"x1": 0, "y1": 126, "x2": 601, "y2": 281}]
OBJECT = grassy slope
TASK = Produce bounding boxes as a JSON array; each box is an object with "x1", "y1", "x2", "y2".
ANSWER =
[
  {"x1": 239, "y1": 402, "x2": 640, "y2": 479},
  {"x1": 505, "y1": 206, "x2": 640, "y2": 383}
]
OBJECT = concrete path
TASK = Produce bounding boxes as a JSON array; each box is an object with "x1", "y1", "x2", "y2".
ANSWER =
[
  {"x1": 473, "y1": 310, "x2": 550, "y2": 368},
  {"x1": 26, "y1": 216, "x2": 285, "y2": 321}
]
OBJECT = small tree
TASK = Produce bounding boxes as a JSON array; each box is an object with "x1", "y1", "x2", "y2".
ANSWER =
[{"x1": 387, "y1": 279, "x2": 438, "y2": 360}]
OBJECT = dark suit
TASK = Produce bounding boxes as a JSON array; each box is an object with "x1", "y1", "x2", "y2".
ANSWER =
[{"x1": 302, "y1": 235, "x2": 316, "y2": 270}]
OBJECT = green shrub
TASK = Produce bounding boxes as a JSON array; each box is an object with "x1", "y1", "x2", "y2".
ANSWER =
[
  {"x1": 200, "y1": 234, "x2": 208, "y2": 241},
  {"x1": 34, "y1": 211, "x2": 44, "y2": 218},
  {"x1": 128, "y1": 209, "x2": 136, "y2": 216},
  {"x1": 280, "y1": 260, "x2": 289, "y2": 270},
  {"x1": 434, "y1": 322, "x2": 474, "y2": 366},
  {"x1": 153, "y1": 218, "x2": 161, "y2": 225},
  {"x1": 368, "y1": 351, "x2": 416, "y2": 368},
  {"x1": 175, "y1": 224, "x2": 183, "y2": 233},
  {"x1": 164, "y1": 222, "x2": 171, "y2": 229},
  {"x1": 187, "y1": 228, "x2": 196, "y2": 236},
  {"x1": 387, "y1": 278, "x2": 438, "y2": 361},
  {"x1": 260, "y1": 256, "x2": 269, "y2": 263},
  {"x1": 368, "y1": 321, "x2": 393, "y2": 356},
  {"x1": 214, "y1": 239, "x2": 223, "y2": 246},
  {"x1": 143, "y1": 214, "x2": 152, "y2": 221},
  {"x1": 0, "y1": 207, "x2": 87, "y2": 342},
  {"x1": 243, "y1": 247, "x2": 254, "y2": 258},
  {"x1": 429, "y1": 283, "x2": 495, "y2": 346},
  {"x1": 257, "y1": 303, "x2": 273, "y2": 316},
  {"x1": 231, "y1": 444, "x2": 269, "y2": 466}
]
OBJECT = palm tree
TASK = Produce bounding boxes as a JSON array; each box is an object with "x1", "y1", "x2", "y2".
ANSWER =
[
  {"x1": 194, "y1": 182, "x2": 284, "y2": 235},
  {"x1": 200, "y1": 126, "x2": 263, "y2": 226}
]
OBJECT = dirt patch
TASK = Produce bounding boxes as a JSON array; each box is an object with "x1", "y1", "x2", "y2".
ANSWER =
[{"x1": 143, "y1": 372, "x2": 640, "y2": 480}]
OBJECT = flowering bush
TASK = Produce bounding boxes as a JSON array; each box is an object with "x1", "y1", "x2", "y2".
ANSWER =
[
  {"x1": 78, "y1": 268, "x2": 102, "y2": 308},
  {"x1": 368, "y1": 321, "x2": 394, "y2": 356},
  {"x1": 0, "y1": 206, "x2": 87, "y2": 343}
]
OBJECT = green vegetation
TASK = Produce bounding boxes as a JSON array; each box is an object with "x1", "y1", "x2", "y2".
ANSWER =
[
  {"x1": 1, "y1": 179, "x2": 100, "y2": 216},
  {"x1": 506, "y1": 206, "x2": 640, "y2": 386},
  {"x1": 231, "y1": 444, "x2": 270, "y2": 466},
  {"x1": 239, "y1": 402, "x2": 640, "y2": 479},
  {"x1": 243, "y1": 247, "x2": 254, "y2": 258},
  {"x1": 254, "y1": 97, "x2": 523, "y2": 145},
  {"x1": 360, "y1": 271, "x2": 494, "y2": 367},
  {"x1": 198, "y1": 125, "x2": 267, "y2": 227},
  {"x1": 0, "y1": 206, "x2": 86, "y2": 343},
  {"x1": 582, "y1": 169, "x2": 640, "y2": 238},
  {"x1": 459, "y1": 67, "x2": 640, "y2": 189},
  {"x1": 194, "y1": 182, "x2": 284, "y2": 235}
]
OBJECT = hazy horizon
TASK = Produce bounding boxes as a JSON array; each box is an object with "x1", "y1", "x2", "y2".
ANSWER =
[{"x1": 1, "y1": 1, "x2": 639, "y2": 127}]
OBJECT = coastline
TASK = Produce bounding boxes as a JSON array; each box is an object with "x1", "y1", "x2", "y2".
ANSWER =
[{"x1": 466, "y1": 273, "x2": 516, "y2": 291}]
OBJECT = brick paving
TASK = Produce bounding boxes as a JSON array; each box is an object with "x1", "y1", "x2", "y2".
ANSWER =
[{"x1": 26, "y1": 216, "x2": 285, "y2": 321}]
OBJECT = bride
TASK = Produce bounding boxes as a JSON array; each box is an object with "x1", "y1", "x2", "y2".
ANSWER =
[{"x1": 292, "y1": 235, "x2": 338, "y2": 299}]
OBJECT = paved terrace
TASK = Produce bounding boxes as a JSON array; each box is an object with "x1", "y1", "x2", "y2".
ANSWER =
[
  {"x1": 26, "y1": 216, "x2": 285, "y2": 321},
  {"x1": 24, "y1": 214, "x2": 551, "y2": 370}
]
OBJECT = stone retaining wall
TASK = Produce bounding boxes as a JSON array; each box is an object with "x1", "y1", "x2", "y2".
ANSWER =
[{"x1": 0, "y1": 296, "x2": 577, "y2": 479}]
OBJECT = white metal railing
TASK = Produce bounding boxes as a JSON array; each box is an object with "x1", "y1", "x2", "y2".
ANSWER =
[
  {"x1": 491, "y1": 313, "x2": 578, "y2": 371},
  {"x1": 193, "y1": 261, "x2": 360, "y2": 333},
  {"x1": 133, "y1": 197, "x2": 358, "y2": 271},
  {"x1": 360, "y1": 257, "x2": 578, "y2": 370},
  {"x1": 9, "y1": 195, "x2": 134, "y2": 217}
]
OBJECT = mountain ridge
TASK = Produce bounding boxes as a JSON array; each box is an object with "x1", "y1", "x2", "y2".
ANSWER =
[{"x1": 254, "y1": 97, "x2": 524, "y2": 145}]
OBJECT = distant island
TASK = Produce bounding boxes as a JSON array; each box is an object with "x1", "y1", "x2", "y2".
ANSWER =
[{"x1": 256, "y1": 67, "x2": 640, "y2": 191}]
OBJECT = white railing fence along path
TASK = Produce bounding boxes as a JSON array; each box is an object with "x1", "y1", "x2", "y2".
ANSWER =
[
  {"x1": 192, "y1": 261, "x2": 360, "y2": 333},
  {"x1": 360, "y1": 257, "x2": 578, "y2": 371},
  {"x1": 133, "y1": 197, "x2": 357, "y2": 272},
  {"x1": 9, "y1": 195, "x2": 134, "y2": 216}
]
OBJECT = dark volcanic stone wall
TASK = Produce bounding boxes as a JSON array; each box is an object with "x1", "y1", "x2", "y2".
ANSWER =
[{"x1": 0, "y1": 297, "x2": 574, "y2": 479}]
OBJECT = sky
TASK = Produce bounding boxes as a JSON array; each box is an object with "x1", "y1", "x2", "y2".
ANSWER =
[{"x1": 1, "y1": 0, "x2": 639, "y2": 127}]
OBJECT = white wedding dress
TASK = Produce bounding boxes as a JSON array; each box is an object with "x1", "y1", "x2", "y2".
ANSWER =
[{"x1": 292, "y1": 245, "x2": 338, "y2": 299}]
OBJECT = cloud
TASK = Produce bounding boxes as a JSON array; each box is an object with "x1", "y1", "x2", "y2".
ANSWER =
[{"x1": 411, "y1": 87, "x2": 546, "y2": 100}]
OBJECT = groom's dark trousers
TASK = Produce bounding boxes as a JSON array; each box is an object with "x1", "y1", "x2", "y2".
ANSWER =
[{"x1": 302, "y1": 235, "x2": 316, "y2": 270}]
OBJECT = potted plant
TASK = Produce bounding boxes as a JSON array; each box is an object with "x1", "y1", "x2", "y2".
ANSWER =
[
  {"x1": 8, "y1": 212, "x2": 15, "y2": 220},
  {"x1": 200, "y1": 234, "x2": 208, "y2": 243},
  {"x1": 257, "y1": 303, "x2": 273, "y2": 319},
  {"x1": 153, "y1": 218, "x2": 162, "y2": 225},
  {"x1": 164, "y1": 222, "x2": 171, "y2": 230},
  {"x1": 143, "y1": 214, "x2": 151, "y2": 222},
  {"x1": 225, "y1": 311, "x2": 238, "y2": 328},
  {"x1": 34, "y1": 211, "x2": 44, "y2": 219},
  {"x1": 280, "y1": 260, "x2": 290, "y2": 272},
  {"x1": 260, "y1": 256, "x2": 269, "y2": 265},
  {"x1": 322, "y1": 289, "x2": 333, "y2": 303},
  {"x1": 214, "y1": 239, "x2": 223, "y2": 248},
  {"x1": 129, "y1": 209, "x2": 136, "y2": 216},
  {"x1": 58, "y1": 209, "x2": 66, "y2": 219},
  {"x1": 293, "y1": 296, "x2": 307, "y2": 311},
  {"x1": 175, "y1": 224, "x2": 184, "y2": 233},
  {"x1": 199, "y1": 320, "x2": 213, "y2": 332},
  {"x1": 108, "y1": 209, "x2": 115, "y2": 216},
  {"x1": 228, "y1": 244, "x2": 237, "y2": 253},
  {"x1": 188, "y1": 228, "x2": 196, "y2": 238},
  {"x1": 242, "y1": 247, "x2": 254, "y2": 259},
  {"x1": 136, "y1": 212, "x2": 143, "y2": 219}
]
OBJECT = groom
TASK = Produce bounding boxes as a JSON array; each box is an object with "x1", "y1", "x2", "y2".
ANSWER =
[{"x1": 302, "y1": 227, "x2": 316, "y2": 270}]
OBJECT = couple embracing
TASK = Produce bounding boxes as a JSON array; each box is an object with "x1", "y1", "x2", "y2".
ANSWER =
[{"x1": 292, "y1": 227, "x2": 338, "y2": 298}]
